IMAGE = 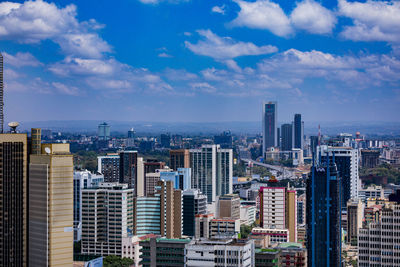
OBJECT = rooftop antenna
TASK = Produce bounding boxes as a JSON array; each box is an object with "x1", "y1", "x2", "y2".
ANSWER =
[
  {"x1": 8, "y1": 122, "x2": 19, "y2": 133},
  {"x1": 0, "y1": 53, "x2": 4, "y2": 133}
]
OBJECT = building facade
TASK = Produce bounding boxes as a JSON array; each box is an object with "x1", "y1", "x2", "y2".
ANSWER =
[
  {"x1": 182, "y1": 189, "x2": 207, "y2": 236},
  {"x1": 262, "y1": 101, "x2": 278, "y2": 154},
  {"x1": 97, "y1": 154, "x2": 120, "y2": 182},
  {"x1": 170, "y1": 149, "x2": 190, "y2": 170},
  {"x1": 281, "y1": 123, "x2": 293, "y2": 151}
]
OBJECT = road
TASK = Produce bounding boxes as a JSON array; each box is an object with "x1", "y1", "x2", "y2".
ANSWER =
[{"x1": 241, "y1": 158, "x2": 298, "y2": 179}]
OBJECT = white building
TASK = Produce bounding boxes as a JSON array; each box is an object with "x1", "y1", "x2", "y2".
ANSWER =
[
  {"x1": 358, "y1": 185, "x2": 385, "y2": 202},
  {"x1": 358, "y1": 203, "x2": 400, "y2": 266},
  {"x1": 190, "y1": 145, "x2": 233, "y2": 203},
  {"x1": 240, "y1": 204, "x2": 256, "y2": 226},
  {"x1": 251, "y1": 228, "x2": 289, "y2": 244},
  {"x1": 73, "y1": 170, "x2": 104, "y2": 241},
  {"x1": 186, "y1": 238, "x2": 254, "y2": 267},
  {"x1": 259, "y1": 187, "x2": 286, "y2": 229}
]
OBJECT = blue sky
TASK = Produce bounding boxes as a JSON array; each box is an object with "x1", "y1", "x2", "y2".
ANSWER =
[{"x1": 1, "y1": 0, "x2": 399, "y2": 123}]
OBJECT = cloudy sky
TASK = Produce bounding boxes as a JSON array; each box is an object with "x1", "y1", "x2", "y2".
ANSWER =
[{"x1": 1, "y1": 0, "x2": 399, "y2": 123}]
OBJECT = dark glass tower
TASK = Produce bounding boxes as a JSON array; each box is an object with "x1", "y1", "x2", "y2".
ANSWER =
[
  {"x1": 262, "y1": 101, "x2": 277, "y2": 154},
  {"x1": 281, "y1": 123, "x2": 293, "y2": 151},
  {"x1": 306, "y1": 155, "x2": 342, "y2": 267},
  {"x1": 293, "y1": 114, "x2": 303, "y2": 149},
  {"x1": 119, "y1": 150, "x2": 138, "y2": 192},
  {"x1": 182, "y1": 189, "x2": 207, "y2": 236}
]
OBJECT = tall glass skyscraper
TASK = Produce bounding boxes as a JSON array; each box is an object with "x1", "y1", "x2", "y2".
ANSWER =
[
  {"x1": 306, "y1": 155, "x2": 342, "y2": 267},
  {"x1": 293, "y1": 114, "x2": 303, "y2": 149},
  {"x1": 262, "y1": 101, "x2": 277, "y2": 155},
  {"x1": 281, "y1": 123, "x2": 293, "y2": 151}
]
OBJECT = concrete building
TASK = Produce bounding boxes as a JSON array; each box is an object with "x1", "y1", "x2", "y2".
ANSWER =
[
  {"x1": 318, "y1": 145, "x2": 360, "y2": 208},
  {"x1": 139, "y1": 237, "x2": 190, "y2": 267},
  {"x1": 119, "y1": 150, "x2": 138, "y2": 190},
  {"x1": 359, "y1": 203, "x2": 400, "y2": 266},
  {"x1": 0, "y1": 133, "x2": 27, "y2": 267},
  {"x1": 297, "y1": 194, "x2": 306, "y2": 225},
  {"x1": 183, "y1": 189, "x2": 207, "y2": 236},
  {"x1": 144, "y1": 166, "x2": 171, "y2": 196},
  {"x1": 170, "y1": 149, "x2": 190, "y2": 170},
  {"x1": 81, "y1": 183, "x2": 134, "y2": 257},
  {"x1": 278, "y1": 242, "x2": 307, "y2": 267},
  {"x1": 98, "y1": 122, "x2": 110, "y2": 140},
  {"x1": 255, "y1": 248, "x2": 281, "y2": 267},
  {"x1": 262, "y1": 101, "x2": 278, "y2": 154},
  {"x1": 73, "y1": 170, "x2": 104, "y2": 241},
  {"x1": 259, "y1": 186, "x2": 297, "y2": 242},
  {"x1": 358, "y1": 185, "x2": 385, "y2": 202},
  {"x1": 209, "y1": 218, "x2": 241, "y2": 238},
  {"x1": 190, "y1": 145, "x2": 233, "y2": 203},
  {"x1": 160, "y1": 168, "x2": 191, "y2": 191},
  {"x1": 29, "y1": 143, "x2": 74, "y2": 266},
  {"x1": 97, "y1": 154, "x2": 120, "y2": 182},
  {"x1": 218, "y1": 194, "x2": 240, "y2": 220},
  {"x1": 240, "y1": 204, "x2": 256, "y2": 226},
  {"x1": 251, "y1": 228, "x2": 289, "y2": 244},
  {"x1": 186, "y1": 238, "x2": 254, "y2": 267},
  {"x1": 195, "y1": 214, "x2": 214, "y2": 239},
  {"x1": 346, "y1": 199, "x2": 364, "y2": 246},
  {"x1": 361, "y1": 149, "x2": 380, "y2": 168}
]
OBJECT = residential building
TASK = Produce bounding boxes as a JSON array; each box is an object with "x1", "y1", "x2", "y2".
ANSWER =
[
  {"x1": 262, "y1": 101, "x2": 278, "y2": 154},
  {"x1": 358, "y1": 185, "x2": 385, "y2": 202},
  {"x1": 293, "y1": 114, "x2": 304, "y2": 150},
  {"x1": 306, "y1": 156, "x2": 342, "y2": 267},
  {"x1": 29, "y1": 143, "x2": 74, "y2": 266},
  {"x1": 251, "y1": 228, "x2": 289, "y2": 244},
  {"x1": 81, "y1": 183, "x2": 134, "y2": 256},
  {"x1": 281, "y1": 123, "x2": 293, "y2": 151},
  {"x1": 139, "y1": 237, "x2": 190, "y2": 267},
  {"x1": 209, "y1": 218, "x2": 240, "y2": 238},
  {"x1": 346, "y1": 199, "x2": 364, "y2": 246},
  {"x1": 218, "y1": 194, "x2": 240, "y2": 220},
  {"x1": 318, "y1": 145, "x2": 360, "y2": 207},
  {"x1": 186, "y1": 238, "x2": 254, "y2": 267},
  {"x1": 97, "y1": 154, "x2": 120, "y2": 182},
  {"x1": 297, "y1": 194, "x2": 306, "y2": 225},
  {"x1": 73, "y1": 170, "x2": 104, "y2": 241},
  {"x1": 145, "y1": 166, "x2": 172, "y2": 196},
  {"x1": 190, "y1": 144, "x2": 233, "y2": 203},
  {"x1": 0, "y1": 132, "x2": 27, "y2": 266},
  {"x1": 169, "y1": 149, "x2": 190, "y2": 170},
  {"x1": 183, "y1": 189, "x2": 207, "y2": 236},
  {"x1": 98, "y1": 122, "x2": 110, "y2": 140},
  {"x1": 240, "y1": 204, "x2": 256, "y2": 226}
]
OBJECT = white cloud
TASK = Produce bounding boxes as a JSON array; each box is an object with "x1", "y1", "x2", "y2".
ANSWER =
[
  {"x1": 138, "y1": 0, "x2": 189, "y2": 4},
  {"x1": 230, "y1": 0, "x2": 293, "y2": 37},
  {"x1": 212, "y1": 5, "x2": 226, "y2": 15},
  {"x1": 52, "y1": 82, "x2": 80, "y2": 95},
  {"x1": 158, "y1": 52, "x2": 173, "y2": 58},
  {"x1": 290, "y1": 0, "x2": 336, "y2": 34},
  {"x1": 0, "y1": 0, "x2": 111, "y2": 58},
  {"x1": 338, "y1": 0, "x2": 400, "y2": 43},
  {"x1": 49, "y1": 57, "x2": 119, "y2": 76},
  {"x1": 2, "y1": 52, "x2": 42, "y2": 67},
  {"x1": 185, "y1": 29, "x2": 277, "y2": 60},
  {"x1": 190, "y1": 82, "x2": 216, "y2": 93}
]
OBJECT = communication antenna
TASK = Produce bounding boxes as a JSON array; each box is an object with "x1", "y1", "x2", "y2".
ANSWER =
[
  {"x1": 8, "y1": 122, "x2": 19, "y2": 133},
  {"x1": 0, "y1": 53, "x2": 4, "y2": 133}
]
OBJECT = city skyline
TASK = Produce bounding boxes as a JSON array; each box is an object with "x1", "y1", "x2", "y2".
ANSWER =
[{"x1": 0, "y1": 0, "x2": 399, "y2": 123}]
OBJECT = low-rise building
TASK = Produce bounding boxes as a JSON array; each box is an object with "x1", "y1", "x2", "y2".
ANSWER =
[
  {"x1": 251, "y1": 228, "x2": 289, "y2": 244},
  {"x1": 255, "y1": 248, "x2": 281, "y2": 267}
]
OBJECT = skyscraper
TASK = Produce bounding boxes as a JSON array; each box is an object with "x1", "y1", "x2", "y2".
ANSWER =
[
  {"x1": 170, "y1": 149, "x2": 190, "y2": 170},
  {"x1": 190, "y1": 144, "x2": 232, "y2": 203},
  {"x1": 293, "y1": 114, "x2": 304, "y2": 150},
  {"x1": 306, "y1": 155, "x2": 342, "y2": 267},
  {"x1": 128, "y1": 128, "x2": 135, "y2": 139},
  {"x1": 97, "y1": 122, "x2": 110, "y2": 140},
  {"x1": 29, "y1": 143, "x2": 74, "y2": 266},
  {"x1": 262, "y1": 101, "x2": 277, "y2": 154},
  {"x1": 0, "y1": 132, "x2": 28, "y2": 266},
  {"x1": 281, "y1": 123, "x2": 293, "y2": 151},
  {"x1": 182, "y1": 189, "x2": 207, "y2": 236},
  {"x1": 0, "y1": 53, "x2": 4, "y2": 133},
  {"x1": 119, "y1": 150, "x2": 138, "y2": 190},
  {"x1": 98, "y1": 154, "x2": 120, "y2": 182}
]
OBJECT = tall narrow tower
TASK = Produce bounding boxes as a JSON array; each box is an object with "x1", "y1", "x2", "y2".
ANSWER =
[
  {"x1": 262, "y1": 101, "x2": 277, "y2": 155},
  {"x1": 0, "y1": 53, "x2": 4, "y2": 133}
]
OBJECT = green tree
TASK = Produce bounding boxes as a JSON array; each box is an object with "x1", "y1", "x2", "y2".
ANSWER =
[{"x1": 103, "y1": 255, "x2": 134, "y2": 267}]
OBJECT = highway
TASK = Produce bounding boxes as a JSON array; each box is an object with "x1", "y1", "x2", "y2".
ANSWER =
[{"x1": 241, "y1": 158, "x2": 298, "y2": 179}]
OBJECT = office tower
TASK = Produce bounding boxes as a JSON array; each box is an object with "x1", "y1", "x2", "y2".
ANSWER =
[
  {"x1": 277, "y1": 243, "x2": 307, "y2": 267},
  {"x1": 346, "y1": 199, "x2": 364, "y2": 246},
  {"x1": 297, "y1": 194, "x2": 306, "y2": 225},
  {"x1": 262, "y1": 101, "x2": 277, "y2": 154},
  {"x1": 277, "y1": 127, "x2": 281, "y2": 148},
  {"x1": 293, "y1": 114, "x2": 304, "y2": 149},
  {"x1": 160, "y1": 168, "x2": 191, "y2": 191},
  {"x1": 160, "y1": 133, "x2": 171, "y2": 148},
  {"x1": 358, "y1": 202, "x2": 400, "y2": 266},
  {"x1": 139, "y1": 237, "x2": 190, "y2": 267},
  {"x1": 29, "y1": 143, "x2": 74, "y2": 266},
  {"x1": 144, "y1": 159, "x2": 165, "y2": 175},
  {"x1": 182, "y1": 189, "x2": 207, "y2": 236},
  {"x1": 361, "y1": 149, "x2": 380, "y2": 168},
  {"x1": 0, "y1": 132, "x2": 27, "y2": 266},
  {"x1": 73, "y1": 170, "x2": 104, "y2": 241},
  {"x1": 156, "y1": 180, "x2": 182, "y2": 239},
  {"x1": 194, "y1": 214, "x2": 214, "y2": 239},
  {"x1": 309, "y1": 136, "x2": 318, "y2": 155},
  {"x1": 186, "y1": 239, "x2": 255, "y2": 267},
  {"x1": 306, "y1": 156, "x2": 342, "y2": 267},
  {"x1": 259, "y1": 186, "x2": 297, "y2": 242},
  {"x1": 119, "y1": 150, "x2": 138, "y2": 190},
  {"x1": 281, "y1": 123, "x2": 293, "y2": 151},
  {"x1": 218, "y1": 194, "x2": 240, "y2": 220},
  {"x1": 128, "y1": 128, "x2": 135, "y2": 139},
  {"x1": 0, "y1": 53, "x2": 3, "y2": 133},
  {"x1": 98, "y1": 154, "x2": 120, "y2": 182},
  {"x1": 133, "y1": 196, "x2": 161, "y2": 236},
  {"x1": 81, "y1": 183, "x2": 134, "y2": 256},
  {"x1": 97, "y1": 122, "x2": 110, "y2": 140},
  {"x1": 319, "y1": 145, "x2": 360, "y2": 207},
  {"x1": 214, "y1": 130, "x2": 233, "y2": 149},
  {"x1": 170, "y1": 149, "x2": 190, "y2": 170},
  {"x1": 30, "y1": 128, "x2": 41, "y2": 154},
  {"x1": 190, "y1": 144, "x2": 233, "y2": 203}
]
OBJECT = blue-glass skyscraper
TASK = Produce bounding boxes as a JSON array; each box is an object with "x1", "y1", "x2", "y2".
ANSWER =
[
  {"x1": 262, "y1": 101, "x2": 277, "y2": 154},
  {"x1": 293, "y1": 114, "x2": 303, "y2": 149},
  {"x1": 306, "y1": 154, "x2": 342, "y2": 267}
]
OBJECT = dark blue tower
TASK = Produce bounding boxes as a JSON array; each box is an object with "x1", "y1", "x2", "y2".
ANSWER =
[{"x1": 306, "y1": 153, "x2": 342, "y2": 267}]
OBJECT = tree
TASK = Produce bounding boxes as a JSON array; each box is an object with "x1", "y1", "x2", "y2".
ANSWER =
[
  {"x1": 240, "y1": 224, "x2": 253, "y2": 239},
  {"x1": 103, "y1": 255, "x2": 134, "y2": 267}
]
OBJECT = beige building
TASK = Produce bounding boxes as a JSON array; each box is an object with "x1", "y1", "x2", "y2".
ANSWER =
[
  {"x1": 169, "y1": 149, "x2": 190, "y2": 170},
  {"x1": 218, "y1": 194, "x2": 240, "y2": 220},
  {"x1": 29, "y1": 143, "x2": 74, "y2": 266},
  {"x1": 286, "y1": 190, "x2": 297, "y2": 243},
  {"x1": 347, "y1": 198, "x2": 364, "y2": 246},
  {"x1": 0, "y1": 133, "x2": 28, "y2": 267}
]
